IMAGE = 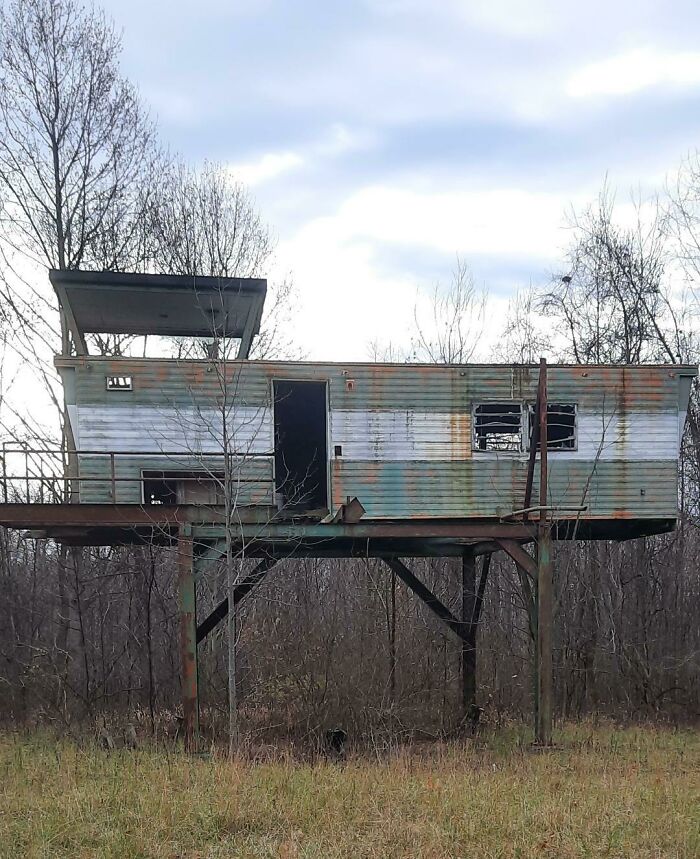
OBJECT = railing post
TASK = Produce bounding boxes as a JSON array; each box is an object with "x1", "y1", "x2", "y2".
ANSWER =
[{"x1": 110, "y1": 453, "x2": 116, "y2": 503}]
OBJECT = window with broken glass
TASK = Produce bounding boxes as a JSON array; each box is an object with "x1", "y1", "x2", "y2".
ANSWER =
[
  {"x1": 473, "y1": 403, "x2": 523, "y2": 451},
  {"x1": 529, "y1": 402, "x2": 577, "y2": 450},
  {"x1": 106, "y1": 375, "x2": 133, "y2": 391}
]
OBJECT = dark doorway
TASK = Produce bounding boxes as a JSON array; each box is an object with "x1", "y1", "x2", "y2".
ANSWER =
[{"x1": 273, "y1": 380, "x2": 328, "y2": 511}]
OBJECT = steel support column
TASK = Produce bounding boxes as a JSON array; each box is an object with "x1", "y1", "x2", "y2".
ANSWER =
[
  {"x1": 177, "y1": 527, "x2": 199, "y2": 751},
  {"x1": 536, "y1": 524, "x2": 553, "y2": 745},
  {"x1": 535, "y1": 357, "x2": 553, "y2": 746},
  {"x1": 461, "y1": 552, "x2": 477, "y2": 715}
]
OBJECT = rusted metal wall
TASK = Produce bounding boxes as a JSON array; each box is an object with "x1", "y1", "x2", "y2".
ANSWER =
[{"x1": 56, "y1": 357, "x2": 695, "y2": 521}]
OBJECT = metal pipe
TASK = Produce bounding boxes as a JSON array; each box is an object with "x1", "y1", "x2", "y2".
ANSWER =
[{"x1": 504, "y1": 504, "x2": 588, "y2": 519}]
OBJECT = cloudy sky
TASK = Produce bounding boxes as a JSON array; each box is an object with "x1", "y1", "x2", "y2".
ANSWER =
[{"x1": 102, "y1": 0, "x2": 700, "y2": 360}]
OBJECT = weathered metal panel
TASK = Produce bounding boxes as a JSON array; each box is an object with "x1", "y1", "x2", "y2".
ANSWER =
[
  {"x1": 58, "y1": 358, "x2": 694, "y2": 520},
  {"x1": 332, "y1": 460, "x2": 525, "y2": 518},
  {"x1": 77, "y1": 454, "x2": 273, "y2": 504},
  {"x1": 330, "y1": 410, "x2": 471, "y2": 461},
  {"x1": 332, "y1": 458, "x2": 678, "y2": 519},
  {"x1": 76, "y1": 405, "x2": 272, "y2": 454}
]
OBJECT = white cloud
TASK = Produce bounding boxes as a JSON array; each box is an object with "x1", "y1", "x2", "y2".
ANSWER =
[
  {"x1": 321, "y1": 185, "x2": 571, "y2": 258},
  {"x1": 274, "y1": 183, "x2": 573, "y2": 360},
  {"x1": 230, "y1": 151, "x2": 304, "y2": 186},
  {"x1": 567, "y1": 48, "x2": 700, "y2": 99},
  {"x1": 228, "y1": 124, "x2": 375, "y2": 188}
]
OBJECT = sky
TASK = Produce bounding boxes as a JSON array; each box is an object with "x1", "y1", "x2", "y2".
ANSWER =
[{"x1": 98, "y1": 0, "x2": 700, "y2": 360}]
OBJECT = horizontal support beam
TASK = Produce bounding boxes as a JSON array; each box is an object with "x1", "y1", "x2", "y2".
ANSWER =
[
  {"x1": 0, "y1": 504, "x2": 536, "y2": 539},
  {"x1": 384, "y1": 558, "x2": 467, "y2": 643},
  {"x1": 0, "y1": 505, "x2": 675, "y2": 546}
]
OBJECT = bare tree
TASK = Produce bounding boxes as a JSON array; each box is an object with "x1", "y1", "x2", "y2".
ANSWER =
[
  {"x1": 150, "y1": 160, "x2": 272, "y2": 281},
  {"x1": 411, "y1": 258, "x2": 487, "y2": 364},
  {"x1": 149, "y1": 159, "x2": 300, "y2": 361},
  {"x1": 540, "y1": 186, "x2": 680, "y2": 365},
  {"x1": 0, "y1": 0, "x2": 160, "y2": 425},
  {"x1": 493, "y1": 287, "x2": 552, "y2": 364},
  {"x1": 0, "y1": 0, "x2": 158, "y2": 275},
  {"x1": 668, "y1": 150, "x2": 700, "y2": 293}
]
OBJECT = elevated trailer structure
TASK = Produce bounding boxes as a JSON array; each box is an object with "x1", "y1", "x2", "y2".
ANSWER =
[{"x1": 0, "y1": 270, "x2": 696, "y2": 749}]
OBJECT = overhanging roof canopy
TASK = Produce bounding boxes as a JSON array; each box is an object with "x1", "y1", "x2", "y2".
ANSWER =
[{"x1": 49, "y1": 269, "x2": 267, "y2": 357}]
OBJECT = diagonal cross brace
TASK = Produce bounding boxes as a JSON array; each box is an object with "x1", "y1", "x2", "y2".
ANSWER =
[
  {"x1": 496, "y1": 539, "x2": 537, "y2": 579},
  {"x1": 384, "y1": 557, "x2": 468, "y2": 643},
  {"x1": 196, "y1": 558, "x2": 277, "y2": 644}
]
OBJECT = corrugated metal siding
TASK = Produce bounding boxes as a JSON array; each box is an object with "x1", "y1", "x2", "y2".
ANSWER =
[
  {"x1": 77, "y1": 454, "x2": 273, "y2": 504},
  {"x1": 57, "y1": 358, "x2": 692, "y2": 519},
  {"x1": 75, "y1": 405, "x2": 272, "y2": 454},
  {"x1": 332, "y1": 459, "x2": 678, "y2": 519},
  {"x1": 330, "y1": 410, "x2": 471, "y2": 461}
]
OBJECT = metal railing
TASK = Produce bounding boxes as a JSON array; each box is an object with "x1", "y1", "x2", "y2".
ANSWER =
[{"x1": 0, "y1": 444, "x2": 274, "y2": 504}]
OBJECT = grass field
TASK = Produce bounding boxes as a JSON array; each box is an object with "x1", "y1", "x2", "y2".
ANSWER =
[{"x1": 0, "y1": 724, "x2": 698, "y2": 858}]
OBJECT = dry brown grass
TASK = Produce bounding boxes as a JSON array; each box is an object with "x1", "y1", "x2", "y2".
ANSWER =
[{"x1": 0, "y1": 723, "x2": 698, "y2": 858}]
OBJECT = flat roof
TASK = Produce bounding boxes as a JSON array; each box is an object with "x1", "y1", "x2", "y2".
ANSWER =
[{"x1": 49, "y1": 269, "x2": 267, "y2": 349}]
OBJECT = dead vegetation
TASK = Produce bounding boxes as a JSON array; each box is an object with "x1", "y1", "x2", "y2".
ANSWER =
[{"x1": 1, "y1": 723, "x2": 698, "y2": 858}]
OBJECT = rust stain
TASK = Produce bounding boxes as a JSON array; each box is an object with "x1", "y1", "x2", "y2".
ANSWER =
[{"x1": 449, "y1": 412, "x2": 471, "y2": 461}]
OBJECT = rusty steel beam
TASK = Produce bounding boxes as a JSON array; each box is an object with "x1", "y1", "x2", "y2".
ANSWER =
[
  {"x1": 461, "y1": 552, "x2": 477, "y2": 712},
  {"x1": 384, "y1": 558, "x2": 467, "y2": 643},
  {"x1": 196, "y1": 558, "x2": 277, "y2": 644},
  {"x1": 0, "y1": 504, "x2": 537, "y2": 540},
  {"x1": 496, "y1": 539, "x2": 537, "y2": 579},
  {"x1": 523, "y1": 386, "x2": 541, "y2": 516},
  {"x1": 177, "y1": 528, "x2": 199, "y2": 751},
  {"x1": 472, "y1": 552, "x2": 492, "y2": 629},
  {"x1": 536, "y1": 357, "x2": 554, "y2": 747}
]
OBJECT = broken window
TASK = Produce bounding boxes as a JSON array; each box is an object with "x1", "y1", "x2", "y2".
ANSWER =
[
  {"x1": 106, "y1": 375, "x2": 132, "y2": 391},
  {"x1": 473, "y1": 403, "x2": 523, "y2": 451},
  {"x1": 529, "y1": 403, "x2": 577, "y2": 450},
  {"x1": 142, "y1": 470, "x2": 225, "y2": 505},
  {"x1": 142, "y1": 471, "x2": 177, "y2": 504}
]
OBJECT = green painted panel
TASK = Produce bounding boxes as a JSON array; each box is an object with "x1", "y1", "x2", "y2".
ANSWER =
[
  {"x1": 332, "y1": 459, "x2": 677, "y2": 519},
  {"x1": 61, "y1": 359, "x2": 689, "y2": 413}
]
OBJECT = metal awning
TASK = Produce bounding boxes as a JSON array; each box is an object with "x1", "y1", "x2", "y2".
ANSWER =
[{"x1": 49, "y1": 269, "x2": 267, "y2": 357}]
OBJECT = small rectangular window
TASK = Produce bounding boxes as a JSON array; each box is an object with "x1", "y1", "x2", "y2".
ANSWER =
[
  {"x1": 529, "y1": 403, "x2": 576, "y2": 450},
  {"x1": 473, "y1": 403, "x2": 522, "y2": 451},
  {"x1": 106, "y1": 375, "x2": 132, "y2": 391}
]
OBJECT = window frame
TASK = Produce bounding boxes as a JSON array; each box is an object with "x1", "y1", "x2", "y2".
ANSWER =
[
  {"x1": 527, "y1": 401, "x2": 578, "y2": 452},
  {"x1": 106, "y1": 375, "x2": 133, "y2": 392},
  {"x1": 471, "y1": 400, "x2": 525, "y2": 454}
]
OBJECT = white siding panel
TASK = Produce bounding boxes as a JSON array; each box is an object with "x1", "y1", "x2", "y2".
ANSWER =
[
  {"x1": 77, "y1": 405, "x2": 272, "y2": 454},
  {"x1": 331, "y1": 410, "x2": 469, "y2": 461},
  {"x1": 331, "y1": 409, "x2": 679, "y2": 463},
  {"x1": 77, "y1": 406, "x2": 679, "y2": 463},
  {"x1": 564, "y1": 412, "x2": 679, "y2": 462}
]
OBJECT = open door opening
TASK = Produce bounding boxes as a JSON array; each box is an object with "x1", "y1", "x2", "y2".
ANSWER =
[{"x1": 273, "y1": 380, "x2": 328, "y2": 512}]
